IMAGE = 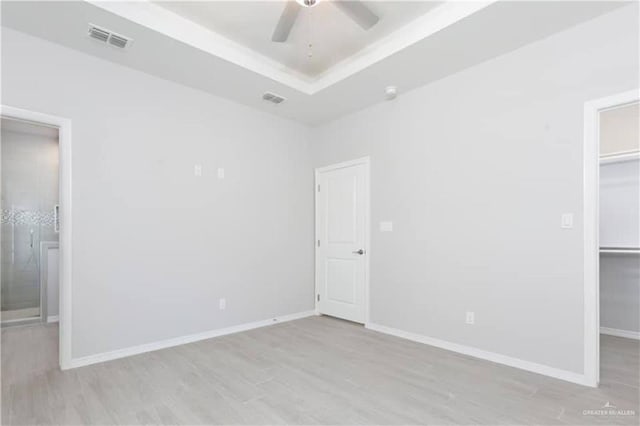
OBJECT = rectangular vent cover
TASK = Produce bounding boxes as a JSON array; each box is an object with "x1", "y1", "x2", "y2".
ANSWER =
[
  {"x1": 88, "y1": 24, "x2": 132, "y2": 49},
  {"x1": 262, "y1": 92, "x2": 286, "y2": 105}
]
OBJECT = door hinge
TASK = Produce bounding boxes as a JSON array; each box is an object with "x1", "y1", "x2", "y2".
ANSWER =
[
  {"x1": 317, "y1": 239, "x2": 320, "y2": 247},
  {"x1": 317, "y1": 294, "x2": 320, "y2": 302},
  {"x1": 317, "y1": 184, "x2": 320, "y2": 192}
]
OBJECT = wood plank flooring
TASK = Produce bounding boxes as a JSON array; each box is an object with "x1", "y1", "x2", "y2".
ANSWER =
[{"x1": 2, "y1": 316, "x2": 639, "y2": 425}]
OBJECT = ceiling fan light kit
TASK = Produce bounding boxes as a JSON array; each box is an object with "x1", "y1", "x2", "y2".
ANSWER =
[{"x1": 272, "y1": 0, "x2": 379, "y2": 43}]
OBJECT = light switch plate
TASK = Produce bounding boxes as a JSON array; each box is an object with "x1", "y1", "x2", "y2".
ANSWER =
[
  {"x1": 217, "y1": 168, "x2": 225, "y2": 179},
  {"x1": 561, "y1": 213, "x2": 573, "y2": 229},
  {"x1": 194, "y1": 164, "x2": 202, "y2": 177},
  {"x1": 466, "y1": 311, "x2": 475, "y2": 325},
  {"x1": 380, "y1": 221, "x2": 393, "y2": 232}
]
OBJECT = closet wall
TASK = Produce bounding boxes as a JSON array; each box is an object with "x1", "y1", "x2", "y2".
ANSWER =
[{"x1": 600, "y1": 103, "x2": 640, "y2": 337}]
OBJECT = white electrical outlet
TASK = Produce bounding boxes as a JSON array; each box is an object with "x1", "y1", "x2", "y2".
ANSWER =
[
  {"x1": 466, "y1": 311, "x2": 475, "y2": 325},
  {"x1": 194, "y1": 164, "x2": 202, "y2": 177},
  {"x1": 219, "y1": 298, "x2": 226, "y2": 310},
  {"x1": 217, "y1": 168, "x2": 225, "y2": 179}
]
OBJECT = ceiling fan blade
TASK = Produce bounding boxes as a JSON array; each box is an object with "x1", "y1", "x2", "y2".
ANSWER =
[
  {"x1": 272, "y1": 2, "x2": 301, "y2": 42},
  {"x1": 333, "y1": 1, "x2": 379, "y2": 30}
]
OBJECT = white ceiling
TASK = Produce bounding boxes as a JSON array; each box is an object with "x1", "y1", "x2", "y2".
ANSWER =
[
  {"x1": 0, "y1": 1, "x2": 630, "y2": 125},
  {"x1": 153, "y1": 1, "x2": 441, "y2": 77}
]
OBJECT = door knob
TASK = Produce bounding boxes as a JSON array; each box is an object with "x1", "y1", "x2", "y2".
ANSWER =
[{"x1": 352, "y1": 249, "x2": 365, "y2": 255}]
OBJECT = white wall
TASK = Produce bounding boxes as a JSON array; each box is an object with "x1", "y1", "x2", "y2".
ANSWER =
[
  {"x1": 600, "y1": 160, "x2": 640, "y2": 249},
  {"x1": 310, "y1": 5, "x2": 639, "y2": 374},
  {"x1": 1, "y1": 28, "x2": 314, "y2": 358},
  {"x1": 599, "y1": 160, "x2": 640, "y2": 334},
  {"x1": 600, "y1": 253, "x2": 640, "y2": 333}
]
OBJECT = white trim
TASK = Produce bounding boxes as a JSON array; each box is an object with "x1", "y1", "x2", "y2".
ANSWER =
[
  {"x1": 583, "y1": 89, "x2": 640, "y2": 388},
  {"x1": 315, "y1": 156, "x2": 371, "y2": 174},
  {"x1": 600, "y1": 327, "x2": 640, "y2": 340},
  {"x1": 314, "y1": 157, "x2": 371, "y2": 324},
  {"x1": 69, "y1": 310, "x2": 316, "y2": 369},
  {"x1": 367, "y1": 323, "x2": 590, "y2": 387},
  {"x1": 1, "y1": 105, "x2": 73, "y2": 370},
  {"x1": 87, "y1": 1, "x2": 495, "y2": 95},
  {"x1": 47, "y1": 315, "x2": 59, "y2": 324},
  {"x1": 311, "y1": 1, "x2": 496, "y2": 93}
]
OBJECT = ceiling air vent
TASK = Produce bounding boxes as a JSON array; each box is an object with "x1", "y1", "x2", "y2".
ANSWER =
[
  {"x1": 88, "y1": 24, "x2": 132, "y2": 49},
  {"x1": 262, "y1": 92, "x2": 286, "y2": 105},
  {"x1": 108, "y1": 34, "x2": 129, "y2": 49},
  {"x1": 88, "y1": 26, "x2": 109, "y2": 43}
]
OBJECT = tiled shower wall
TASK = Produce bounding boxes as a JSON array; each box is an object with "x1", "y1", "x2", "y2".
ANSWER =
[{"x1": 1, "y1": 123, "x2": 59, "y2": 312}]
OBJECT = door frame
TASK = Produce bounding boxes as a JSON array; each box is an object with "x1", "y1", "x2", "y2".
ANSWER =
[
  {"x1": 583, "y1": 89, "x2": 639, "y2": 387},
  {"x1": 1, "y1": 105, "x2": 73, "y2": 370},
  {"x1": 314, "y1": 157, "x2": 371, "y2": 325}
]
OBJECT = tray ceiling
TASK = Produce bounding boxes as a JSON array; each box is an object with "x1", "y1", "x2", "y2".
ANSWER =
[
  {"x1": 153, "y1": 1, "x2": 441, "y2": 78},
  {"x1": 1, "y1": 1, "x2": 631, "y2": 124}
]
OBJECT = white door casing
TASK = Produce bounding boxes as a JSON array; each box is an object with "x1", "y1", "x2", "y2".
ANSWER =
[
  {"x1": 583, "y1": 89, "x2": 639, "y2": 387},
  {"x1": 315, "y1": 158, "x2": 369, "y2": 324}
]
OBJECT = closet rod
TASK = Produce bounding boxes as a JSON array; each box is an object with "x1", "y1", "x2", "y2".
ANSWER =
[{"x1": 600, "y1": 247, "x2": 640, "y2": 254}]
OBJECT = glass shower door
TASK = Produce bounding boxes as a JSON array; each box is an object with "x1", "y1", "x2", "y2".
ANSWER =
[
  {"x1": 1, "y1": 118, "x2": 59, "y2": 325},
  {"x1": 1, "y1": 208, "x2": 44, "y2": 321}
]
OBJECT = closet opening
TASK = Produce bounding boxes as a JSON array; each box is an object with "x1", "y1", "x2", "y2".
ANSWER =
[{"x1": 598, "y1": 101, "x2": 639, "y2": 381}]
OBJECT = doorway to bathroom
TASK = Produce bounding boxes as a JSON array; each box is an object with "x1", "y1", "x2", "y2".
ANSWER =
[{"x1": 1, "y1": 117, "x2": 60, "y2": 327}]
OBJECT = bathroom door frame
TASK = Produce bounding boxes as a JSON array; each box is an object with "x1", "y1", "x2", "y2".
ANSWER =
[
  {"x1": 583, "y1": 89, "x2": 639, "y2": 388},
  {"x1": 1, "y1": 105, "x2": 73, "y2": 370}
]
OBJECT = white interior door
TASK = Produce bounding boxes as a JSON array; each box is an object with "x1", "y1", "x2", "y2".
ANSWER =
[{"x1": 315, "y1": 159, "x2": 368, "y2": 324}]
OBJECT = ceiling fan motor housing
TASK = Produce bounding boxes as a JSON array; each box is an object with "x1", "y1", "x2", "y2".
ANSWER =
[
  {"x1": 299, "y1": 0, "x2": 319, "y2": 7},
  {"x1": 274, "y1": 0, "x2": 378, "y2": 42}
]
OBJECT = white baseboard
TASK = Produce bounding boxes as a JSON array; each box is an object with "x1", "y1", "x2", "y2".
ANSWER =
[
  {"x1": 366, "y1": 322, "x2": 591, "y2": 387},
  {"x1": 69, "y1": 310, "x2": 316, "y2": 369},
  {"x1": 601, "y1": 327, "x2": 640, "y2": 340},
  {"x1": 47, "y1": 315, "x2": 59, "y2": 323}
]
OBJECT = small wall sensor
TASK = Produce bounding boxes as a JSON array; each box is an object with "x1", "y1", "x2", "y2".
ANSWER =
[{"x1": 385, "y1": 86, "x2": 398, "y2": 100}]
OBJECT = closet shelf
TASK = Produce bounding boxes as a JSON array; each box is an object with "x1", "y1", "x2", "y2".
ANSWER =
[
  {"x1": 600, "y1": 151, "x2": 640, "y2": 165},
  {"x1": 600, "y1": 247, "x2": 640, "y2": 254}
]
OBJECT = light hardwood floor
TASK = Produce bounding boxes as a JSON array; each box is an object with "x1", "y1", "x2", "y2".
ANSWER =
[{"x1": 1, "y1": 316, "x2": 638, "y2": 425}]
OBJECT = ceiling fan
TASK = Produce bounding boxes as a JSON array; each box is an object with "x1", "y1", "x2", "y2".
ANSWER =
[{"x1": 272, "y1": 0, "x2": 379, "y2": 43}]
